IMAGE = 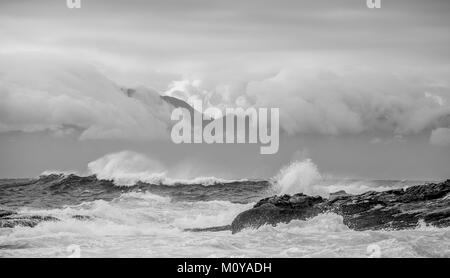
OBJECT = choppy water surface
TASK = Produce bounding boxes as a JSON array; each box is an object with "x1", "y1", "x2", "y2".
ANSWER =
[{"x1": 0, "y1": 174, "x2": 449, "y2": 258}]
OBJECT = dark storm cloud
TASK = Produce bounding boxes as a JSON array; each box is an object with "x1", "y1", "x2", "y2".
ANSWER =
[
  {"x1": 2, "y1": 0, "x2": 450, "y2": 134},
  {"x1": 1, "y1": 0, "x2": 450, "y2": 132},
  {"x1": 1, "y1": 0, "x2": 450, "y2": 179}
]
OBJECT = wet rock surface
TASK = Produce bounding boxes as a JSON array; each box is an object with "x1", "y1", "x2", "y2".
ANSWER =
[
  {"x1": 0, "y1": 209, "x2": 93, "y2": 228},
  {"x1": 0, "y1": 212, "x2": 59, "y2": 228},
  {"x1": 230, "y1": 180, "x2": 450, "y2": 233},
  {"x1": 3, "y1": 180, "x2": 449, "y2": 233}
]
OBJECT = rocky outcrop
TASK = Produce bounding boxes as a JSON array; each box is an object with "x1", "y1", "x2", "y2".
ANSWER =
[
  {"x1": 230, "y1": 194, "x2": 326, "y2": 233},
  {"x1": 184, "y1": 225, "x2": 231, "y2": 233},
  {"x1": 0, "y1": 211, "x2": 59, "y2": 228},
  {"x1": 230, "y1": 180, "x2": 450, "y2": 233},
  {"x1": 0, "y1": 210, "x2": 92, "y2": 228},
  {"x1": 0, "y1": 209, "x2": 15, "y2": 218}
]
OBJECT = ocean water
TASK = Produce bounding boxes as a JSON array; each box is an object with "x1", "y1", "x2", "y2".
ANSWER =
[{"x1": 0, "y1": 173, "x2": 449, "y2": 258}]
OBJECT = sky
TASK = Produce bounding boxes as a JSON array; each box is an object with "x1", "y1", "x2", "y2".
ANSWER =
[{"x1": 0, "y1": 0, "x2": 450, "y2": 180}]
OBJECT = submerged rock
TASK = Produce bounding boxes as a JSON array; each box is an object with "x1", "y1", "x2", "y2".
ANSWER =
[
  {"x1": 0, "y1": 209, "x2": 16, "y2": 218},
  {"x1": 184, "y1": 225, "x2": 231, "y2": 232},
  {"x1": 71, "y1": 215, "x2": 92, "y2": 221},
  {"x1": 230, "y1": 180, "x2": 450, "y2": 233},
  {"x1": 0, "y1": 211, "x2": 93, "y2": 228},
  {"x1": 0, "y1": 214, "x2": 59, "y2": 228}
]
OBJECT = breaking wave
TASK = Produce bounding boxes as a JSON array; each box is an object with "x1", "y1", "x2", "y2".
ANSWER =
[
  {"x1": 87, "y1": 151, "x2": 167, "y2": 186},
  {"x1": 271, "y1": 159, "x2": 425, "y2": 197},
  {"x1": 86, "y1": 151, "x2": 248, "y2": 186},
  {"x1": 2, "y1": 153, "x2": 447, "y2": 257},
  {"x1": 272, "y1": 159, "x2": 326, "y2": 197}
]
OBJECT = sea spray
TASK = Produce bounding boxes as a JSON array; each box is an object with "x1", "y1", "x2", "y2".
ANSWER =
[
  {"x1": 87, "y1": 151, "x2": 167, "y2": 186},
  {"x1": 86, "y1": 151, "x2": 247, "y2": 186},
  {"x1": 273, "y1": 159, "x2": 327, "y2": 197},
  {"x1": 271, "y1": 159, "x2": 398, "y2": 196}
]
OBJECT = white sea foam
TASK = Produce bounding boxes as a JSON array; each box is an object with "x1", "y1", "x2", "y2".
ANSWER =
[
  {"x1": 40, "y1": 170, "x2": 77, "y2": 177},
  {"x1": 2, "y1": 192, "x2": 449, "y2": 258},
  {"x1": 161, "y1": 176, "x2": 249, "y2": 186},
  {"x1": 319, "y1": 180, "x2": 404, "y2": 195},
  {"x1": 7, "y1": 156, "x2": 448, "y2": 258}
]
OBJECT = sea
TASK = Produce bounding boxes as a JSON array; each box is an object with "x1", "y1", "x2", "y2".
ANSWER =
[{"x1": 0, "y1": 160, "x2": 449, "y2": 258}]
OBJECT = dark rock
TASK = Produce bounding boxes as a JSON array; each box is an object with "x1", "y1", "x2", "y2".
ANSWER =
[
  {"x1": 1, "y1": 208, "x2": 61, "y2": 228},
  {"x1": 230, "y1": 180, "x2": 450, "y2": 233},
  {"x1": 184, "y1": 225, "x2": 231, "y2": 232},
  {"x1": 0, "y1": 210, "x2": 16, "y2": 218},
  {"x1": 0, "y1": 211, "x2": 92, "y2": 229},
  {"x1": 71, "y1": 215, "x2": 92, "y2": 221},
  {"x1": 0, "y1": 214, "x2": 59, "y2": 228},
  {"x1": 231, "y1": 194, "x2": 325, "y2": 233},
  {"x1": 330, "y1": 190, "x2": 347, "y2": 196},
  {"x1": 329, "y1": 190, "x2": 351, "y2": 201}
]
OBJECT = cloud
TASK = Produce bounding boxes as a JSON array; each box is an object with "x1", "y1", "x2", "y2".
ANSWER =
[
  {"x1": 249, "y1": 67, "x2": 450, "y2": 136},
  {"x1": 0, "y1": 53, "x2": 172, "y2": 140},
  {"x1": 430, "y1": 128, "x2": 450, "y2": 146},
  {"x1": 2, "y1": 52, "x2": 450, "y2": 147},
  {"x1": 2, "y1": 1, "x2": 450, "y2": 145},
  {"x1": 165, "y1": 64, "x2": 450, "y2": 138}
]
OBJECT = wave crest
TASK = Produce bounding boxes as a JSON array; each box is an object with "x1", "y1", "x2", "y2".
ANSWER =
[
  {"x1": 85, "y1": 151, "x2": 249, "y2": 186},
  {"x1": 87, "y1": 151, "x2": 167, "y2": 186},
  {"x1": 273, "y1": 159, "x2": 327, "y2": 197}
]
